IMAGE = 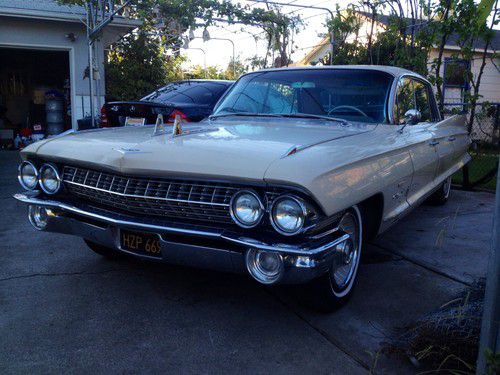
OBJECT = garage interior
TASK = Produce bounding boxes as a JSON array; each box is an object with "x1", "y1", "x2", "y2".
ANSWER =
[{"x1": 0, "y1": 47, "x2": 72, "y2": 149}]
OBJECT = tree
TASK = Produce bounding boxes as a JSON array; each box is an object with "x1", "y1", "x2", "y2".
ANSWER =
[
  {"x1": 321, "y1": 4, "x2": 366, "y2": 65},
  {"x1": 451, "y1": 0, "x2": 499, "y2": 133},
  {"x1": 104, "y1": 26, "x2": 186, "y2": 101}
]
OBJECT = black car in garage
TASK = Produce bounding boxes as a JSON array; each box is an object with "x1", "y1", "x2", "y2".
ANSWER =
[{"x1": 100, "y1": 79, "x2": 234, "y2": 127}]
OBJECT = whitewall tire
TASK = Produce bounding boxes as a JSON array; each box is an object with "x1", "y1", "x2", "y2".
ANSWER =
[{"x1": 302, "y1": 205, "x2": 363, "y2": 311}]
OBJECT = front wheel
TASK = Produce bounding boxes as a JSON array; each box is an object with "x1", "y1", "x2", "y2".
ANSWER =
[{"x1": 301, "y1": 206, "x2": 363, "y2": 312}]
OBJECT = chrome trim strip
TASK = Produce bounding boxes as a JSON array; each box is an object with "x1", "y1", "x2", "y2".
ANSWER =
[
  {"x1": 310, "y1": 225, "x2": 340, "y2": 240},
  {"x1": 14, "y1": 193, "x2": 221, "y2": 238},
  {"x1": 63, "y1": 180, "x2": 230, "y2": 207},
  {"x1": 13, "y1": 193, "x2": 347, "y2": 256},
  {"x1": 220, "y1": 233, "x2": 350, "y2": 256}
]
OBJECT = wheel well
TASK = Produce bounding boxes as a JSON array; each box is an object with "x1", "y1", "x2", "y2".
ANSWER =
[{"x1": 359, "y1": 193, "x2": 384, "y2": 241}]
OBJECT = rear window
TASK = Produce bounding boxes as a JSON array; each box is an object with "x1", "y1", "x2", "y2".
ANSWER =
[{"x1": 142, "y1": 82, "x2": 230, "y2": 105}]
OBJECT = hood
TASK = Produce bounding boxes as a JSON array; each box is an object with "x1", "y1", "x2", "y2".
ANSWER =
[{"x1": 25, "y1": 118, "x2": 376, "y2": 181}]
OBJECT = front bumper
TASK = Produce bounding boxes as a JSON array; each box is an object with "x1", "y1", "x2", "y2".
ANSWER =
[{"x1": 14, "y1": 192, "x2": 348, "y2": 284}]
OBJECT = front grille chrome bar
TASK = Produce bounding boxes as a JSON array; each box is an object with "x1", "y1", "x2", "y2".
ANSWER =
[
  {"x1": 63, "y1": 180, "x2": 230, "y2": 207},
  {"x1": 62, "y1": 166, "x2": 239, "y2": 223}
]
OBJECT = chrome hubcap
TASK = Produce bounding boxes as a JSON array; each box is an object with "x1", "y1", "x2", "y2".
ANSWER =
[{"x1": 331, "y1": 211, "x2": 360, "y2": 291}]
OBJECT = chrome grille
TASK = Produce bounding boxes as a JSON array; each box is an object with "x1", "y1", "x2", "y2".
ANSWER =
[{"x1": 62, "y1": 166, "x2": 239, "y2": 223}]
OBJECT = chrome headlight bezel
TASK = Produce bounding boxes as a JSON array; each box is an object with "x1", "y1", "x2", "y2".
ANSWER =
[
  {"x1": 229, "y1": 190, "x2": 265, "y2": 228},
  {"x1": 39, "y1": 163, "x2": 62, "y2": 195},
  {"x1": 270, "y1": 195, "x2": 308, "y2": 236},
  {"x1": 18, "y1": 161, "x2": 39, "y2": 190}
]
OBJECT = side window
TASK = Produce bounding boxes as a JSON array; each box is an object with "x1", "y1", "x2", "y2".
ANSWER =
[
  {"x1": 395, "y1": 78, "x2": 415, "y2": 124},
  {"x1": 413, "y1": 81, "x2": 432, "y2": 122}
]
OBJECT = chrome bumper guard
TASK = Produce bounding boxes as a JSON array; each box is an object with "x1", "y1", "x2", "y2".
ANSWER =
[{"x1": 14, "y1": 192, "x2": 347, "y2": 284}]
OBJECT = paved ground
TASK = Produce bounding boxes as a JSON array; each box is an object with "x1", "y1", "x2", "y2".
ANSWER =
[{"x1": 0, "y1": 150, "x2": 495, "y2": 374}]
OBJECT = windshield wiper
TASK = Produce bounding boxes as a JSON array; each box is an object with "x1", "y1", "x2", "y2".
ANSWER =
[
  {"x1": 209, "y1": 111, "x2": 283, "y2": 120},
  {"x1": 276, "y1": 113, "x2": 349, "y2": 125},
  {"x1": 210, "y1": 111, "x2": 349, "y2": 125}
]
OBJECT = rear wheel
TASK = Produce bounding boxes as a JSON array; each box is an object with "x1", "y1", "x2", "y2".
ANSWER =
[
  {"x1": 84, "y1": 239, "x2": 123, "y2": 260},
  {"x1": 427, "y1": 176, "x2": 452, "y2": 205},
  {"x1": 301, "y1": 206, "x2": 363, "y2": 312}
]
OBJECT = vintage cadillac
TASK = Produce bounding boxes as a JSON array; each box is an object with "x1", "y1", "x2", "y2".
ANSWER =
[{"x1": 15, "y1": 66, "x2": 470, "y2": 310}]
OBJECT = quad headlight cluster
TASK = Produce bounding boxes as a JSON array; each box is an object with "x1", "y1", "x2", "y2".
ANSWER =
[
  {"x1": 18, "y1": 161, "x2": 62, "y2": 195},
  {"x1": 230, "y1": 190, "x2": 309, "y2": 236}
]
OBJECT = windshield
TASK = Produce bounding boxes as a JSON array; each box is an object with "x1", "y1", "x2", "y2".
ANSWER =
[
  {"x1": 142, "y1": 81, "x2": 230, "y2": 105},
  {"x1": 213, "y1": 69, "x2": 393, "y2": 123}
]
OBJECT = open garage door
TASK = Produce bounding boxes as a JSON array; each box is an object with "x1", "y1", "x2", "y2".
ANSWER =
[{"x1": 0, "y1": 47, "x2": 71, "y2": 150}]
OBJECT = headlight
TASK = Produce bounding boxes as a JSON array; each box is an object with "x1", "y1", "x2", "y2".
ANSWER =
[
  {"x1": 18, "y1": 161, "x2": 38, "y2": 190},
  {"x1": 39, "y1": 164, "x2": 61, "y2": 195},
  {"x1": 230, "y1": 190, "x2": 264, "y2": 228},
  {"x1": 271, "y1": 196, "x2": 306, "y2": 235}
]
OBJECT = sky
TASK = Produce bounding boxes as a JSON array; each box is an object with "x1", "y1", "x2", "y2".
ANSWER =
[
  {"x1": 180, "y1": 0, "x2": 344, "y2": 70},
  {"x1": 178, "y1": 0, "x2": 500, "y2": 71}
]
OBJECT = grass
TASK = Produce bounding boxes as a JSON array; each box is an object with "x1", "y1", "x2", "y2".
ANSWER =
[{"x1": 452, "y1": 152, "x2": 499, "y2": 191}]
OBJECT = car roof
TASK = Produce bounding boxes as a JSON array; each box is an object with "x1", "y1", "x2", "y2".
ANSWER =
[
  {"x1": 246, "y1": 65, "x2": 426, "y2": 81},
  {"x1": 173, "y1": 79, "x2": 234, "y2": 85}
]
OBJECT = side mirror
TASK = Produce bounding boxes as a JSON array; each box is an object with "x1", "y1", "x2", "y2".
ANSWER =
[{"x1": 404, "y1": 109, "x2": 421, "y2": 125}]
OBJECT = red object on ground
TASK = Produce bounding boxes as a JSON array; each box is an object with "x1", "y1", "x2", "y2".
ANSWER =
[{"x1": 19, "y1": 128, "x2": 32, "y2": 137}]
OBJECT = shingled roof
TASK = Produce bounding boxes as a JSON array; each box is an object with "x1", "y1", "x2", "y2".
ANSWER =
[{"x1": 357, "y1": 10, "x2": 500, "y2": 51}]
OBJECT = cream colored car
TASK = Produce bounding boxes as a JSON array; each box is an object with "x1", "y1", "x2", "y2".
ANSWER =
[{"x1": 15, "y1": 66, "x2": 470, "y2": 311}]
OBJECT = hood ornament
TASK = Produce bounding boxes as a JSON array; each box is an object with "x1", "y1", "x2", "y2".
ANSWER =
[
  {"x1": 172, "y1": 114, "x2": 183, "y2": 136},
  {"x1": 152, "y1": 114, "x2": 184, "y2": 137}
]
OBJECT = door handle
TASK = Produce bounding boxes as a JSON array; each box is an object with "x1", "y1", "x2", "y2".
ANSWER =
[
  {"x1": 429, "y1": 140, "x2": 440, "y2": 146},
  {"x1": 448, "y1": 136, "x2": 456, "y2": 142}
]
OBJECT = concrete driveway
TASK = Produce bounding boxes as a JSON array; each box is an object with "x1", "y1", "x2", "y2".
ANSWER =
[{"x1": 0, "y1": 151, "x2": 495, "y2": 373}]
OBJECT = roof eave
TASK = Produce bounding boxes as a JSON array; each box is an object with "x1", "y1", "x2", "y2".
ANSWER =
[{"x1": 0, "y1": 7, "x2": 141, "y2": 29}]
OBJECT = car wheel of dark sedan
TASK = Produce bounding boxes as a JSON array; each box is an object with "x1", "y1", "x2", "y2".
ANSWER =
[
  {"x1": 302, "y1": 206, "x2": 363, "y2": 312},
  {"x1": 84, "y1": 239, "x2": 123, "y2": 260},
  {"x1": 427, "y1": 176, "x2": 452, "y2": 206}
]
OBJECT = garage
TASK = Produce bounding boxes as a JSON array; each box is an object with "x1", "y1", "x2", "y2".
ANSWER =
[
  {"x1": 0, "y1": 0, "x2": 140, "y2": 152},
  {"x1": 0, "y1": 47, "x2": 72, "y2": 148}
]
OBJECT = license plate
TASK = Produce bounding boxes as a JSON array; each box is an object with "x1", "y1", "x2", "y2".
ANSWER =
[
  {"x1": 124, "y1": 117, "x2": 145, "y2": 126},
  {"x1": 120, "y1": 230, "x2": 162, "y2": 258}
]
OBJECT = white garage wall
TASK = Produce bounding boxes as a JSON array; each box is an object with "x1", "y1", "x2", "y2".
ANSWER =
[{"x1": 0, "y1": 16, "x2": 106, "y2": 129}]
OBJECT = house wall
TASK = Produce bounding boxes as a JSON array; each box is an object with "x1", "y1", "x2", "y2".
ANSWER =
[
  {"x1": 0, "y1": 16, "x2": 106, "y2": 127},
  {"x1": 428, "y1": 48, "x2": 500, "y2": 104}
]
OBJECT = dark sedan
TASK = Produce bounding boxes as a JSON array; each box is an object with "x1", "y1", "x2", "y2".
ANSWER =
[{"x1": 100, "y1": 79, "x2": 233, "y2": 127}]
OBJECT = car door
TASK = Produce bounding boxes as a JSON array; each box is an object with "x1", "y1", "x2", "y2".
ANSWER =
[
  {"x1": 394, "y1": 77, "x2": 439, "y2": 207},
  {"x1": 414, "y1": 80, "x2": 457, "y2": 183}
]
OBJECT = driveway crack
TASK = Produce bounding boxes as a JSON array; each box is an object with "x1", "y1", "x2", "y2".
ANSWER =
[
  {"x1": 370, "y1": 243, "x2": 473, "y2": 287},
  {"x1": 0, "y1": 268, "x2": 127, "y2": 282}
]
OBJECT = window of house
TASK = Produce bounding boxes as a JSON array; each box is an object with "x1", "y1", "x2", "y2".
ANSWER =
[{"x1": 444, "y1": 59, "x2": 470, "y2": 88}]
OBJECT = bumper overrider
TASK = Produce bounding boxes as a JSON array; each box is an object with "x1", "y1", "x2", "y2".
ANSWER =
[{"x1": 14, "y1": 191, "x2": 350, "y2": 285}]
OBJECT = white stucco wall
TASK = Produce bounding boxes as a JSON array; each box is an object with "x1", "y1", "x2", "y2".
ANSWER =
[{"x1": 428, "y1": 48, "x2": 500, "y2": 104}]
